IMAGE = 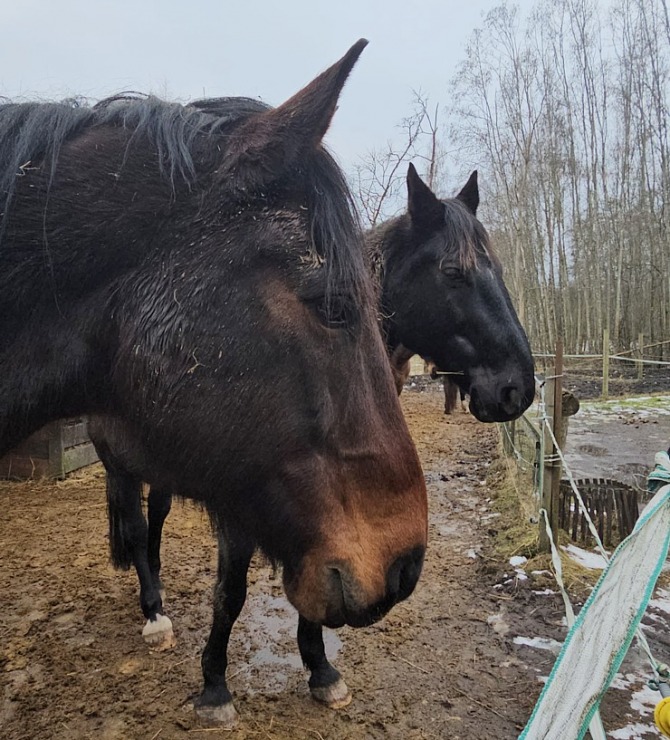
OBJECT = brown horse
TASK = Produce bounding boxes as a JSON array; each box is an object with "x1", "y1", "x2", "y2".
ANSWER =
[
  {"x1": 90, "y1": 162, "x2": 534, "y2": 719},
  {"x1": 92, "y1": 159, "x2": 535, "y2": 719},
  {"x1": 0, "y1": 41, "x2": 427, "y2": 723}
]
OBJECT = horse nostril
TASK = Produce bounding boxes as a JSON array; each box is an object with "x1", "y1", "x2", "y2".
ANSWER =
[
  {"x1": 500, "y1": 385, "x2": 522, "y2": 412},
  {"x1": 328, "y1": 566, "x2": 345, "y2": 601},
  {"x1": 324, "y1": 566, "x2": 347, "y2": 627},
  {"x1": 387, "y1": 546, "x2": 425, "y2": 602}
]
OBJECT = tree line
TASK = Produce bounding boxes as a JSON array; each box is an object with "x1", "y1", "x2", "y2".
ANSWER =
[{"x1": 352, "y1": 0, "x2": 670, "y2": 359}]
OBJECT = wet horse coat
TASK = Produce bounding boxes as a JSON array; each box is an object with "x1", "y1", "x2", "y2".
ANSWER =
[
  {"x1": 0, "y1": 41, "x2": 428, "y2": 723},
  {"x1": 91, "y1": 161, "x2": 534, "y2": 715}
]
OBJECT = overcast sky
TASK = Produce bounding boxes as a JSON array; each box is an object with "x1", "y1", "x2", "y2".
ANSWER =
[{"x1": 1, "y1": 0, "x2": 533, "y2": 177}]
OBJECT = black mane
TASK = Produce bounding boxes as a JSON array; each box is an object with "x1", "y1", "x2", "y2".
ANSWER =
[
  {"x1": 0, "y1": 93, "x2": 365, "y2": 299},
  {"x1": 366, "y1": 197, "x2": 494, "y2": 282}
]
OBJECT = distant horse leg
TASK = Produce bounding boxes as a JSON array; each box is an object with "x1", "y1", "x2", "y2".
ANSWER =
[
  {"x1": 105, "y1": 470, "x2": 174, "y2": 649},
  {"x1": 195, "y1": 526, "x2": 255, "y2": 726},
  {"x1": 443, "y1": 377, "x2": 458, "y2": 414},
  {"x1": 297, "y1": 616, "x2": 351, "y2": 709},
  {"x1": 147, "y1": 488, "x2": 173, "y2": 598}
]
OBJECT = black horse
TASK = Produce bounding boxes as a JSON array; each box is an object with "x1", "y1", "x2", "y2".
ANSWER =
[
  {"x1": 370, "y1": 164, "x2": 534, "y2": 418},
  {"x1": 89, "y1": 160, "x2": 534, "y2": 717},
  {"x1": 427, "y1": 365, "x2": 470, "y2": 414},
  {"x1": 0, "y1": 41, "x2": 430, "y2": 724}
]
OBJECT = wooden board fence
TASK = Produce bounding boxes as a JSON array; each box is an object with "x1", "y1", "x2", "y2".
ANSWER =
[
  {"x1": 0, "y1": 418, "x2": 99, "y2": 479},
  {"x1": 559, "y1": 478, "x2": 639, "y2": 547}
]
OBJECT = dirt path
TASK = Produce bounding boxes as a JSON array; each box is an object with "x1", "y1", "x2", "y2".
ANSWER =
[{"x1": 2, "y1": 389, "x2": 661, "y2": 739}]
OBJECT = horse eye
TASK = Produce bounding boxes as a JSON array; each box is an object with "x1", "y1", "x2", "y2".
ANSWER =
[
  {"x1": 441, "y1": 266, "x2": 465, "y2": 281},
  {"x1": 307, "y1": 295, "x2": 356, "y2": 330}
]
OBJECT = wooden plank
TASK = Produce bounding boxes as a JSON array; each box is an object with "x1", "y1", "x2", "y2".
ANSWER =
[
  {"x1": 604, "y1": 491, "x2": 614, "y2": 547},
  {"x1": 60, "y1": 443, "x2": 99, "y2": 477},
  {"x1": 2, "y1": 438, "x2": 50, "y2": 458},
  {"x1": 60, "y1": 421, "x2": 90, "y2": 449},
  {"x1": 0, "y1": 455, "x2": 51, "y2": 479},
  {"x1": 0, "y1": 418, "x2": 98, "y2": 480},
  {"x1": 598, "y1": 486, "x2": 606, "y2": 546}
]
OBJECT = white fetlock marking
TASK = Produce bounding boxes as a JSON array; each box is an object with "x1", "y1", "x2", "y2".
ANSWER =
[
  {"x1": 311, "y1": 678, "x2": 352, "y2": 709},
  {"x1": 195, "y1": 702, "x2": 239, "y2": 727},
  {"x1": 142, "y1": 613, "x2": 175, "y2": 649}
]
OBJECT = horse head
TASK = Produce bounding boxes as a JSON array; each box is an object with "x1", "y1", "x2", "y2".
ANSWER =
[
  {"x1": 380, "y1": 164, "x2": 534, "y2": 422},
  {"x1": 98, "y1": 42, "x2": 428, "y2": 627}
]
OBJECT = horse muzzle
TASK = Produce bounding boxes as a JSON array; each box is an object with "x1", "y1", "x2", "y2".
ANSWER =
[
  {"x1": 285, "y1": 546, "x2": 426, "y2": 628},
  {"x1": 467, "y1": 366, "x2": 535, "y2": 422}
]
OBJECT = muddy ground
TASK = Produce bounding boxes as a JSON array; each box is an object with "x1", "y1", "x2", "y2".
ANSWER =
[{"x1": 1, "y1": 387, "x2": 669, "y2": 739}]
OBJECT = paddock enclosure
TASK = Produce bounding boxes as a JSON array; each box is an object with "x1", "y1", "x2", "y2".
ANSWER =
[{"x1": 2, "y1": 385, "x2": 669, "y2": 739}]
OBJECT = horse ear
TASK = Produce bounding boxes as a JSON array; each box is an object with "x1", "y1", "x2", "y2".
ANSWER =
[
  {"x1": 407, "y1": 163, "x2": 444, "y2": 232},
  {"x1": 456, "y1": 170, "x2": 479, "y2": 215},
  {"x1": 224, "y1": 39, "x2": 368, "y2": 191}
]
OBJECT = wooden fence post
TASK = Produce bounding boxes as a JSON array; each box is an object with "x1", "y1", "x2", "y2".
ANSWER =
[
  {"x1": 602, "y1": 327, "x2": 609, "y2": 399},
  {"x1": 539, "y1": 374, "x2": 555, "y2": 553},
  {"x1": 637, "y1": 332, "x2": 644, "y2": 380},
  {"x1": 550, "y1": 338, "x2": 564, "y2": 544},
  {"x1": 539, "y1": 339, "x2": 564, "y2": 553}
]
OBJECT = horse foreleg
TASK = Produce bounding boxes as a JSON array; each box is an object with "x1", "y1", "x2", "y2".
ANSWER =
[
  {"x1": 195, "y1": 526, "x2": 254, "y2": 726},
  {"x1": 147, "y1": 488, "x2": 173, "y2": 599},
  {"x1": 297, "y1": 616, "x2": 351, "y2": 709}
]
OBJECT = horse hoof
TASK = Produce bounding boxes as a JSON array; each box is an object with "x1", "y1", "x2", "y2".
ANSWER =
[
  {"x1": 195, "y1": 701, "x2": 238, "y2": 727},
  {"x1": 310, "y1": 678, "x2": 352, "y2": 709},
  {"x1": 142, "y1": 614, "x2": 175, "y2": 651}
]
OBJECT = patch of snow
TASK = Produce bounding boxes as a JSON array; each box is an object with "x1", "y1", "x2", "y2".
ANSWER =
[
  {"x1": 644, "y1": 612, "x2": 667, "y2": 625},
  {"x1": 481, "y1": 512, "x2": 501, "y2": 522},
  {"x1": 509, "y1": 556, "x2": 528, "y2": 567},
  {"x1": 649, "y1": 599, "x2": 670, "y2": 615},
  {"x1": 515, "y1": 569, "x2": 529, "y2": 581},
  {"x1": 532, "y1": 588, "x2": 556, "y2": 596},
  {"x1": 563, "y1": 543, "x2": 608, "y2": 570},
  {"x1": 531, "y1": 570, "x2": 552, "y2": 576},
  {"x1": 610, "y1": 673, "x2": 634, "y2": 691},
  {"x1": 630, "y1": 684, "x2": 659, "y2": 717},
  {"x1": 609, "y1": 722, "x2": 660, "y2": 739},
  {"x1": 649, "y1": 588, "x2": 670, "y2": 615},
  {"x1": 466, "y1": 548, "x2": 479, "y2": 559},
  {"x1": 513, "y1": 636, "x2": 563, "y2": 655},
  {"x1": 487, "y1": 612, "x2": 509, "y2": 636}
]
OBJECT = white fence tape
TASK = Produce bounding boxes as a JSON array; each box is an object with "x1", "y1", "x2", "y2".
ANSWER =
[{"x1": 520, "y1": 454, "x2": 670, "y2": 740}]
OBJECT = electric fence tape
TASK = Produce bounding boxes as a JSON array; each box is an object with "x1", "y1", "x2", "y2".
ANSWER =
[{"x1": 520, "y1": 451, "x2": 670, "y2": 739}]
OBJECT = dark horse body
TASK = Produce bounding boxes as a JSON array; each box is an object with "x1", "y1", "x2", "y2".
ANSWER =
[
  {"x1": 88, "y1": 163, "x2": 534, "y2": 715},
  {"x1": 0, "y1": 41, "x2": 430, "y2": 723}
]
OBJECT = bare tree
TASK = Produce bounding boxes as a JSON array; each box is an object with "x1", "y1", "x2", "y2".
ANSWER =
[{"x1": 352, "y1": 92, "x2": 444, "y2": 227}]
